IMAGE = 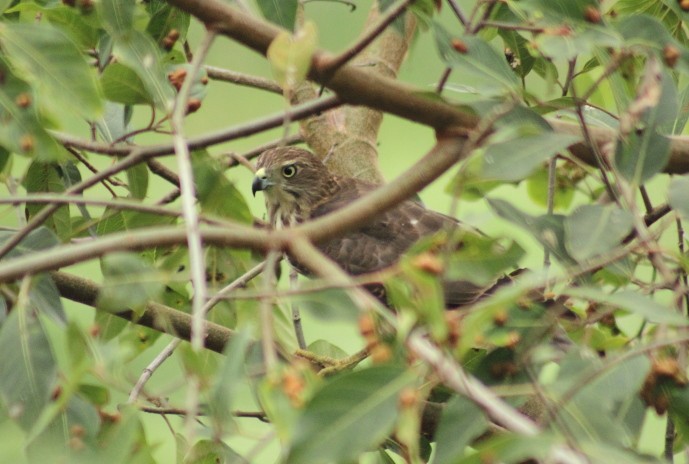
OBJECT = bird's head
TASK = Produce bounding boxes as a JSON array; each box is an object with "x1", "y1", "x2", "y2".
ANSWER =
[{"x1": 252, "y1": 147, "x2": 332, "y2": 222}]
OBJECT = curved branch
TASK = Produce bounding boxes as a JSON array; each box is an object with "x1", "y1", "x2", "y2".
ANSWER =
[
  {"x1": 0, "y1": 139, "x2": 468, "y2": 283},
  {"x1": 54, "y1": 95, "x2": 341, "y2": 157},
  {"x1": 205, "y1": 65, "x2": 282, "y2": 94},
  {"x1": 51, "y1": 271, "x2": 235, "y2": 354},
  {"x1": 166, "y1": 0, "x2": 689, "y2": 174}
]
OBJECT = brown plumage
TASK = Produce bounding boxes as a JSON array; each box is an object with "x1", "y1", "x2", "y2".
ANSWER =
[{"x1": 252, "y1": 147, "x2": 492, "y2": 307}]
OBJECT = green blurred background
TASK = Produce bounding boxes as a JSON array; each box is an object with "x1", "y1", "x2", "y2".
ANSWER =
[{"x1": 0, "y1": 0, "x2": 677, "y2": 461}]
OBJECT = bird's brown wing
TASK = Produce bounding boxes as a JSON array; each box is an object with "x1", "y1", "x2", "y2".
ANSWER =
[
  {"x1": 310, "y1": 177, "x2": 458, "y2": 273},
  {"x1": 308, "y1": 177, "x2": 492, "y2": 307}
]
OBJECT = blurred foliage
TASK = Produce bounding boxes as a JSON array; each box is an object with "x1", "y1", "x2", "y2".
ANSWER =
[{"x1": 0, "y1": 0, "x2": 689, "y2": 463}]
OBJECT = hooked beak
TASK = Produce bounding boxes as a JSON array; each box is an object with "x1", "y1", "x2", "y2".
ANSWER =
[{"x1": 252, "y1": 167, "x2": 271, "y2": 197}]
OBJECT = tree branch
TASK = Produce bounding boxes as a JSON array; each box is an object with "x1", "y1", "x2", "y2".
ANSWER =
[
  {"x1": 53, "y1": 95, "x2": 341, "y2": 157},
  {"x1": 51, "y1": 271, "x2": 235, "y2": 354},
  {"x1": 0, "y1": 139, "x2": 468, "y2": 283},
  {"x1": 165, "y1": 0, "x2": 689, "y2": 175}
]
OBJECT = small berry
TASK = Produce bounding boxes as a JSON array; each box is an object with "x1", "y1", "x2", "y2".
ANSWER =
[
  {"x1": 451, "y1": 38, "x2": 468, "y2": 54},
  {"x1": 664, "y1": 44, "x2": 681, "y2": 68}
]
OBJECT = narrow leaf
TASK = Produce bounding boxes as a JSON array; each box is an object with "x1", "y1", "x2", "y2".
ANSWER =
[
  {"x1": 0, "y1": 310, "x2": 57, "y2": 430},
  {"x1": 0, "y1": 22, "x2": 103, "y2": 120},
  {"x1": 113, "y1": 30, "x2": 175, "y2": 111},
  {"x1": 286, "y1": 365, "x2": 413, "y2": 464},
  {"x1": 567, "y1": 287, "x2": 688, "y2": 325},
  {"x1": 96, "y1": 252, "x2": 165, "y2": 315},
  {"x1": 564, "y1": 205, "x2": 633, "y2": 261},
  {"x1": 257, "y1": 0, "x2": 297, "y2": 30},
  {"x1": 433, "y1": 396, "x2": 488, "y2": 464},
  {"x1": 483, "y1": 132, "x2": 580, "y2": 181},
  {"x1": 434, "y1": 22, "x2": 519, "y2": 96},
  {"x1": 668, "y1": 175, "x2": 689, "y2": 220}
]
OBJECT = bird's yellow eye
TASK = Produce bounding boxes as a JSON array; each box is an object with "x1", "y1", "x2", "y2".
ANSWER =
[{"x1": 281, "y1": 164, "x2": 297, "y2": 178}]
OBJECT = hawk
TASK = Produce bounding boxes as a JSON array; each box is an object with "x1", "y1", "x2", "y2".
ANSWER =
[{"x1": 251, "y1": 147, "x2": 496, "y2": 307}]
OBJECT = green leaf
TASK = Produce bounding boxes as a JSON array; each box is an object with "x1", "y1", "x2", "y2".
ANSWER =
[
  {"x1": 286, "y1": 365, "x2": 413, "y2": 464},
  {"x1": 534, "y1": 28, "x2": 620, "y2": 61},
  {"x1": 433, "y1": 396, "x2": 488, "y2": 464},
  {"x1": 112, "y1": 30, "x2": 176, "y2": 111},
  {"x1": 146, "y1": 0, "x2": 190, "y2": 44},
  {"x1": 0, "y1": 310, "x2": 57, "y2": 430},
  {"x1": 669, "y1": 175, "x2": 689, "y2": 220},
  {"x1": 183, "y1": 439, "x2": 248, "y2": 464},
  {"x1": 267, "y1": 21, "x2": 317, "y2": 90},
  {"x1": 8, "y1": 3, "x2": 101, "y2": 49},
  {"x1": 489, "y1": 199, "x2": 575, "y2": 264},
  {"x1": 614, "y1": 58, "x2": 677, "y2": 185},
  {"x1": 518, "y1": 0, "x2": 600, "y2": 23},
  {"x1": 525, "y1": 166, "x2": 575, "y2": 211},
  {"x1": 307, "y1": 339, "x2": 349, "y2": 360},
  {"x1": 499, "y1": 30, "x2": 535, "y2": 78},
  {"x1": 615, "y1": 126, "x2": 671, "y2": 188},
  {"x1": 433, "y1": 22, "x2": 519, "y2": 96},
  {"x1": 567, "y1": 287, "x2": 689, "y2": 325},
  {"x1": 207, "y1": 329, "x2": 253, "y2": 424},
  {"x1": 446, "y1": 234, "x2": 524, "y2": 285},
  {"x1": 0, "y1": 22, "x2": 103, "y2": 120},
  {"x1": 126, "y1": 161, "x2": 149, "y2": 199},
  {"x1": 98, "y1": 0, "x2": 136, "y2": 37},
  {"x1": 29, "y1": 275, "x2": 66, "y2": 324},
  {"x1": 96, "y1": 252, "x2": 165, "y2": 315},
  {"x1": 101, "y1": 62, "x2": 152, "y2": 106},
  {"x1": 78, "y1": 384, "x2": 110, "y2": 407},
  {"x1": 291, "y1": 288, "x2": 358, "y2": 322},
  {"x1": 547, "y1": 351, "x2": 650, "y2": 445},
  {"x1": 483, "y1": 132, "x2": 580, "y2": 181},
  {"x1": 95, "y1": 209, "x2": 176, "y2": 235},
  {"x1": 257, "y1": 0, "x2": 297, "y2": 30},
  {"x1": 564, "y1": 205, "x2": 633, "y2": 261},
  {"x1": 192, "y1": 151, "x2": 252, "y2": 223},
  {"x1": 23, "y1": 162, "x2": 71, "y2": 239},
  {"x1": 0, "y1": 226, "x2": 59, "y2": 259},
  {"x1": 458, "y1": 433, "x2": 560, "y2": 464},
  {"x1": 95, "y1": 102, "x2": 133, "y2": 143},
  {"x1": 0, "y1": 59, "x2": 65, "y2": 161}
]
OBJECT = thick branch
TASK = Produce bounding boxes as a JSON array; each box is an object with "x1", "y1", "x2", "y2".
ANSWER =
[
  {"x1": 166, "y1": 0, "x2": 689, "y2": 174},
  {"x1": 51, "y1": 271, "x2": 234, "y2": 353}
]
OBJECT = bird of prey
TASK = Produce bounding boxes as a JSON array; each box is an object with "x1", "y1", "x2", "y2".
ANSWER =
[{"x1": 251, "y1": 146, "x2": 496, "y2": 307}]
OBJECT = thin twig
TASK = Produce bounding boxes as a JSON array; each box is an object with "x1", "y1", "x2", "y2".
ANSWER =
[
  {"x1": 147, "y1": 159, "x2": 181, "y2": 187},
  {"x1": 65, "y1": 146, "x2": 123, "y2": 192},
  {"x1": 54, "y1": 95, "x2": 340, "y2": 157},
  {"x1": 571, "y1": 88, "x2": 619, "y2": 203},
  {"x1": 170, "y1": 29, "x2": 217, "y2": 440},
  {"x1": 0, "y1": 148, "x2": 148, "y2": 260},
  {"x1": 139, "y1": 406, "x2": 268, "y2": 421},
  {"x1": 260, "y1": 252, "x2": 280, "y2": 371},
  {"x1": 4, "y1": 177, "x2": 26, "y2": 227},
  {"x1": 205, "y1": 65, "x2": 282, "y2": 94},
  {"x1": 128, "y1": 339, "x2": 181, "y2": 404},
  {"x1": 223, "y1": 133, "x2": 303, "y2": 169},
  {"x1": 544, "y1": 157, "x2": 557, "y2": 270},
  {"x1": 0, "y1": 194, "x2": 182, "y2": 217},
  {"x1": 478, "y1": 20, "x2": 545, "y2": 33},
  {"x1": 639, "y1": 185, "x2": 654, "y2": 214},
  {"x1": 436, "y1": 67, "x2": 452, "y2": 94},
  {"x1": 323, "y1": 0, "x2": 411, "y2": 74},
  {"x1": 446, "y1": 0, "x2": 469, "y2": 26},
  {"x1": 562, "y1": 59, "x2": 577, "y2": 97},
  {"x1": 290, "y1": 268, "x2": 307, "y2": 349},
  {"x1": 469, "y1": 0, "x2": 499, "y2": 34}
]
